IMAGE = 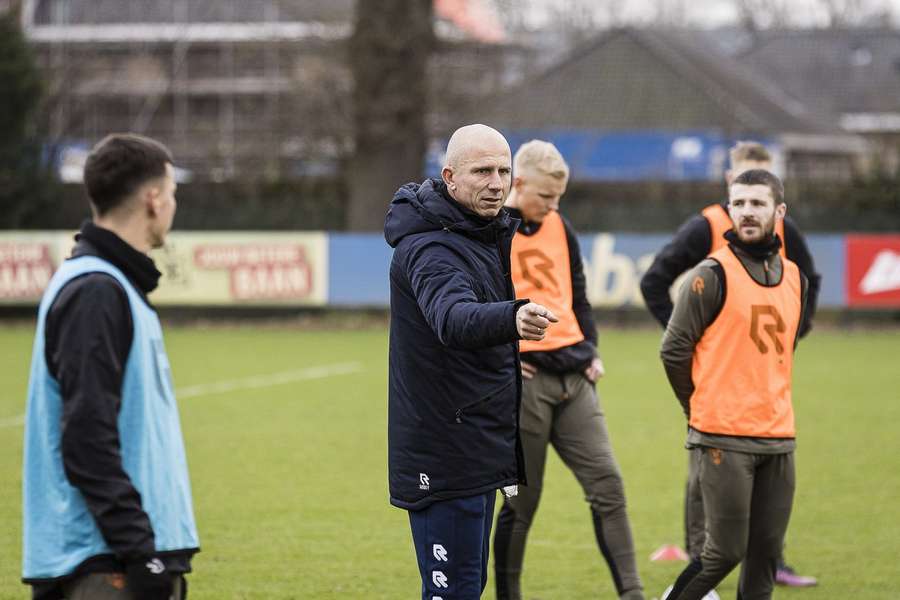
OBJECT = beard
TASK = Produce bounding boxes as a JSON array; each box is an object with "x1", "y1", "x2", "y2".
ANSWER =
[{"x1": 735, "y1": 215, "x2": 775, "y2": 244}]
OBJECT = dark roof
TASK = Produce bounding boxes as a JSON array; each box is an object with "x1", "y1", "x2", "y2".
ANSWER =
[
  {"x1": 738, "y1": 28, "x2": 900, "y2": 115},
  {"x1": 478, "y1": 27, "x2": 839, "y2": 135}
]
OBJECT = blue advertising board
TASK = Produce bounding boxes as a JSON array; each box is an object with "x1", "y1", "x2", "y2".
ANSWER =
[
  {"x1": 426, "y1": 130, "x2": 778, "y2": 182},
  {"x1": 327, "y1": 232, "x2": 847, "y2": 308},
  {"x1": 327, "y1": 233, "x2": 394, "y2": 306}
]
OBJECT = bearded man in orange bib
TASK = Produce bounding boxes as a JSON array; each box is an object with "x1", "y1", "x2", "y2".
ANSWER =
[
  {"x1": 660, "y1": 169, "x2": 808, "y2": 600},
  {"x1": 493, "y1": 141, "x2": 644, "y2": 600}
]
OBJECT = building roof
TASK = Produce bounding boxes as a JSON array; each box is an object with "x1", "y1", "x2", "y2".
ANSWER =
[
  {"x1": 738, "y1": 28, "x2": 900, "y2": 130},
  {"x1": 478, "y1": 27, "x2": 840, "y2": 136}
]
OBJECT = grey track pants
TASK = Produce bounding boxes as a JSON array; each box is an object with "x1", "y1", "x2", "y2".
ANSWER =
[
  {"x1": 685, "y1": 448, "x2": 791, "y2": 563},
  {"x1": 685, "y1": 448, "x2": 707, "y2": 560},
  {"x1": 670, "y1": 448, "x2": 795, "y2": 600},
  {"x1": 493, "y1": 369, "x2": 643, "y2": 600}
]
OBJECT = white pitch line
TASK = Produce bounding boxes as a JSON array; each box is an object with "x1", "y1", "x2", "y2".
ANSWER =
[
  {"x1": 0, "y1": 362, "x2": 365, "y2": 428},
  {"x1": 175, "y1": 362, "x2": 364, "y2": 399}
]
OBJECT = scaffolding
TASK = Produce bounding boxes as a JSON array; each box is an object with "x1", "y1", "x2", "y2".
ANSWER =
[
  {"x1": 22, "y1": 0, "x2": 355, "y2": 180},
  {"x1": 21, "y1": 0, "x2": 526, "y2": 181}
]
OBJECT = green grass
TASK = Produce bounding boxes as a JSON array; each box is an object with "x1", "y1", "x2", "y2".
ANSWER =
[{"x1": 1, "y1": 325, "x2": 898, "y2": 599}]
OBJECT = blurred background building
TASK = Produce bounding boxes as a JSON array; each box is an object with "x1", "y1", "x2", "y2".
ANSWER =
[
  {"x1": 1, "y1": 0, "x2": 899, "y2": 312},
  {"x1": 19, "y1": 0, "x2": 528, "y2": 181},
  {"x1": 739, "y1": 28, "x2": 900, "y2": 175},
  {"x1": 2, "y1": 0, "x2": 899, "y2": 232}
]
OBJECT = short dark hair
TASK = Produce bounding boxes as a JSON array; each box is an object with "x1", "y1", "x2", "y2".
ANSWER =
[
  {"x1": 83, "y1": 133, "x2": 173, "y2": 215},
  {"x1": 730, "y1": 168, "x2": 784, "y2": 204}
]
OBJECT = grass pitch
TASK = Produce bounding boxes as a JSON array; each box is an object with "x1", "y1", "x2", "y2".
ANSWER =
[{"x1": 1, "y1": 324, "x2": 898, "y2": 598}]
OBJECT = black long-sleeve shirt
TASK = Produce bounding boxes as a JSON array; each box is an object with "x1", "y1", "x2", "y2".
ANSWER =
[
  {"x1": 505, "y1": 207, "x2": 597, "y2": 373},
  {"x1": 640, "y1": 202, "x2": 820, "y2": 337},
  {"x1": 32, "y1": 222, "x2": 192, "y2": 598}
]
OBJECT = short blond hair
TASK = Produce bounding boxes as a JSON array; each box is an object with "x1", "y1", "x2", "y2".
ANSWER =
[
  {"x1": 729, "y1": 141, "x2": 771, "y2": 167},
  {"x1": 513, "y1": 140, "x2": 569, "y2": 180}
]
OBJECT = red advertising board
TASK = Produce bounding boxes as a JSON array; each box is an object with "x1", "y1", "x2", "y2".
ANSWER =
[
  {"x1": 193, "y1": 243, "x2": 314, "y2": 301},
  {"x1": 846, "y1": 235, "x2": 900, "y2": 307},
  {"x1": 0, "y1": 241, "x2": 56, "y2": 301}
]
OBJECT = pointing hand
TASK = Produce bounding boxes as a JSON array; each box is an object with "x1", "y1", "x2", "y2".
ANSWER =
[{"x1": 516, "y1": 302, "x2": 559, "y2": 341}]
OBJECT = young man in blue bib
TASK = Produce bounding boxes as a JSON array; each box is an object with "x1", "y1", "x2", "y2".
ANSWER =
[{"x1": 22, "y1": 134, "x2": 199, "y2": 600}]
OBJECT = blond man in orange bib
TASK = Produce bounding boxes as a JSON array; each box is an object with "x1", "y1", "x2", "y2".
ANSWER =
[
  {"x1": 493, "y1": 140, "x2": 644, "y2": 600},
  {"x1": 660, "y1": 169, "x2": 809, "y2": 600}
]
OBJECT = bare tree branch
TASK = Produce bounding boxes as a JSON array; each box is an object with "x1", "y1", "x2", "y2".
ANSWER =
[{"x1": 818, "y1": 0, "x2": 894, "y2": 27}]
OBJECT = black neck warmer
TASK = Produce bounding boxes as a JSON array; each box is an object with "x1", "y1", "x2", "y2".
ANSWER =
[{"x1": 77, "y1": 220, "x2": 162, "y2": 294}]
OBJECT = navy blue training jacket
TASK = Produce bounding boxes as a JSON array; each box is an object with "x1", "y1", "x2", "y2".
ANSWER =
[{"x1": 385, "y1": 178, "x2": 527, "y2": 510}]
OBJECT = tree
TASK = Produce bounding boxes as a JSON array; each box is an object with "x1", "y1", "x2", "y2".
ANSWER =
[
  {"x1": 346, "y1": 0, "x2": 435, "y2": 231},
  {"x1": 732, "y1": 0, "x2": 896, "y2": 29},
  {"x1": 733, "y1": 0, "x2": 794, "y2": 32},
  {"x1": 0, "y1": 10, "x2": 42, "y2": 173},
  {"x1": 818, "y1": 0, "x2": 895, "y2": 27},
  {"x1": 0, "y1": 10, "x2": 57, "y2": 228}
]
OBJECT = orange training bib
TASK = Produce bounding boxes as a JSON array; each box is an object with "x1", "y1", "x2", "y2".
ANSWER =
[
  {"x1": 689, "y1": 246, "x2": 801, "y2": 438},
  {"x1": 510, "y1": 211, "x2": 585, "y2": 353}
]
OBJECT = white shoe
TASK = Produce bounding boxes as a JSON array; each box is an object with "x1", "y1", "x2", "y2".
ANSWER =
[{"x1": 660, "y1": 585, "x2": 720, "y2": 600}]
